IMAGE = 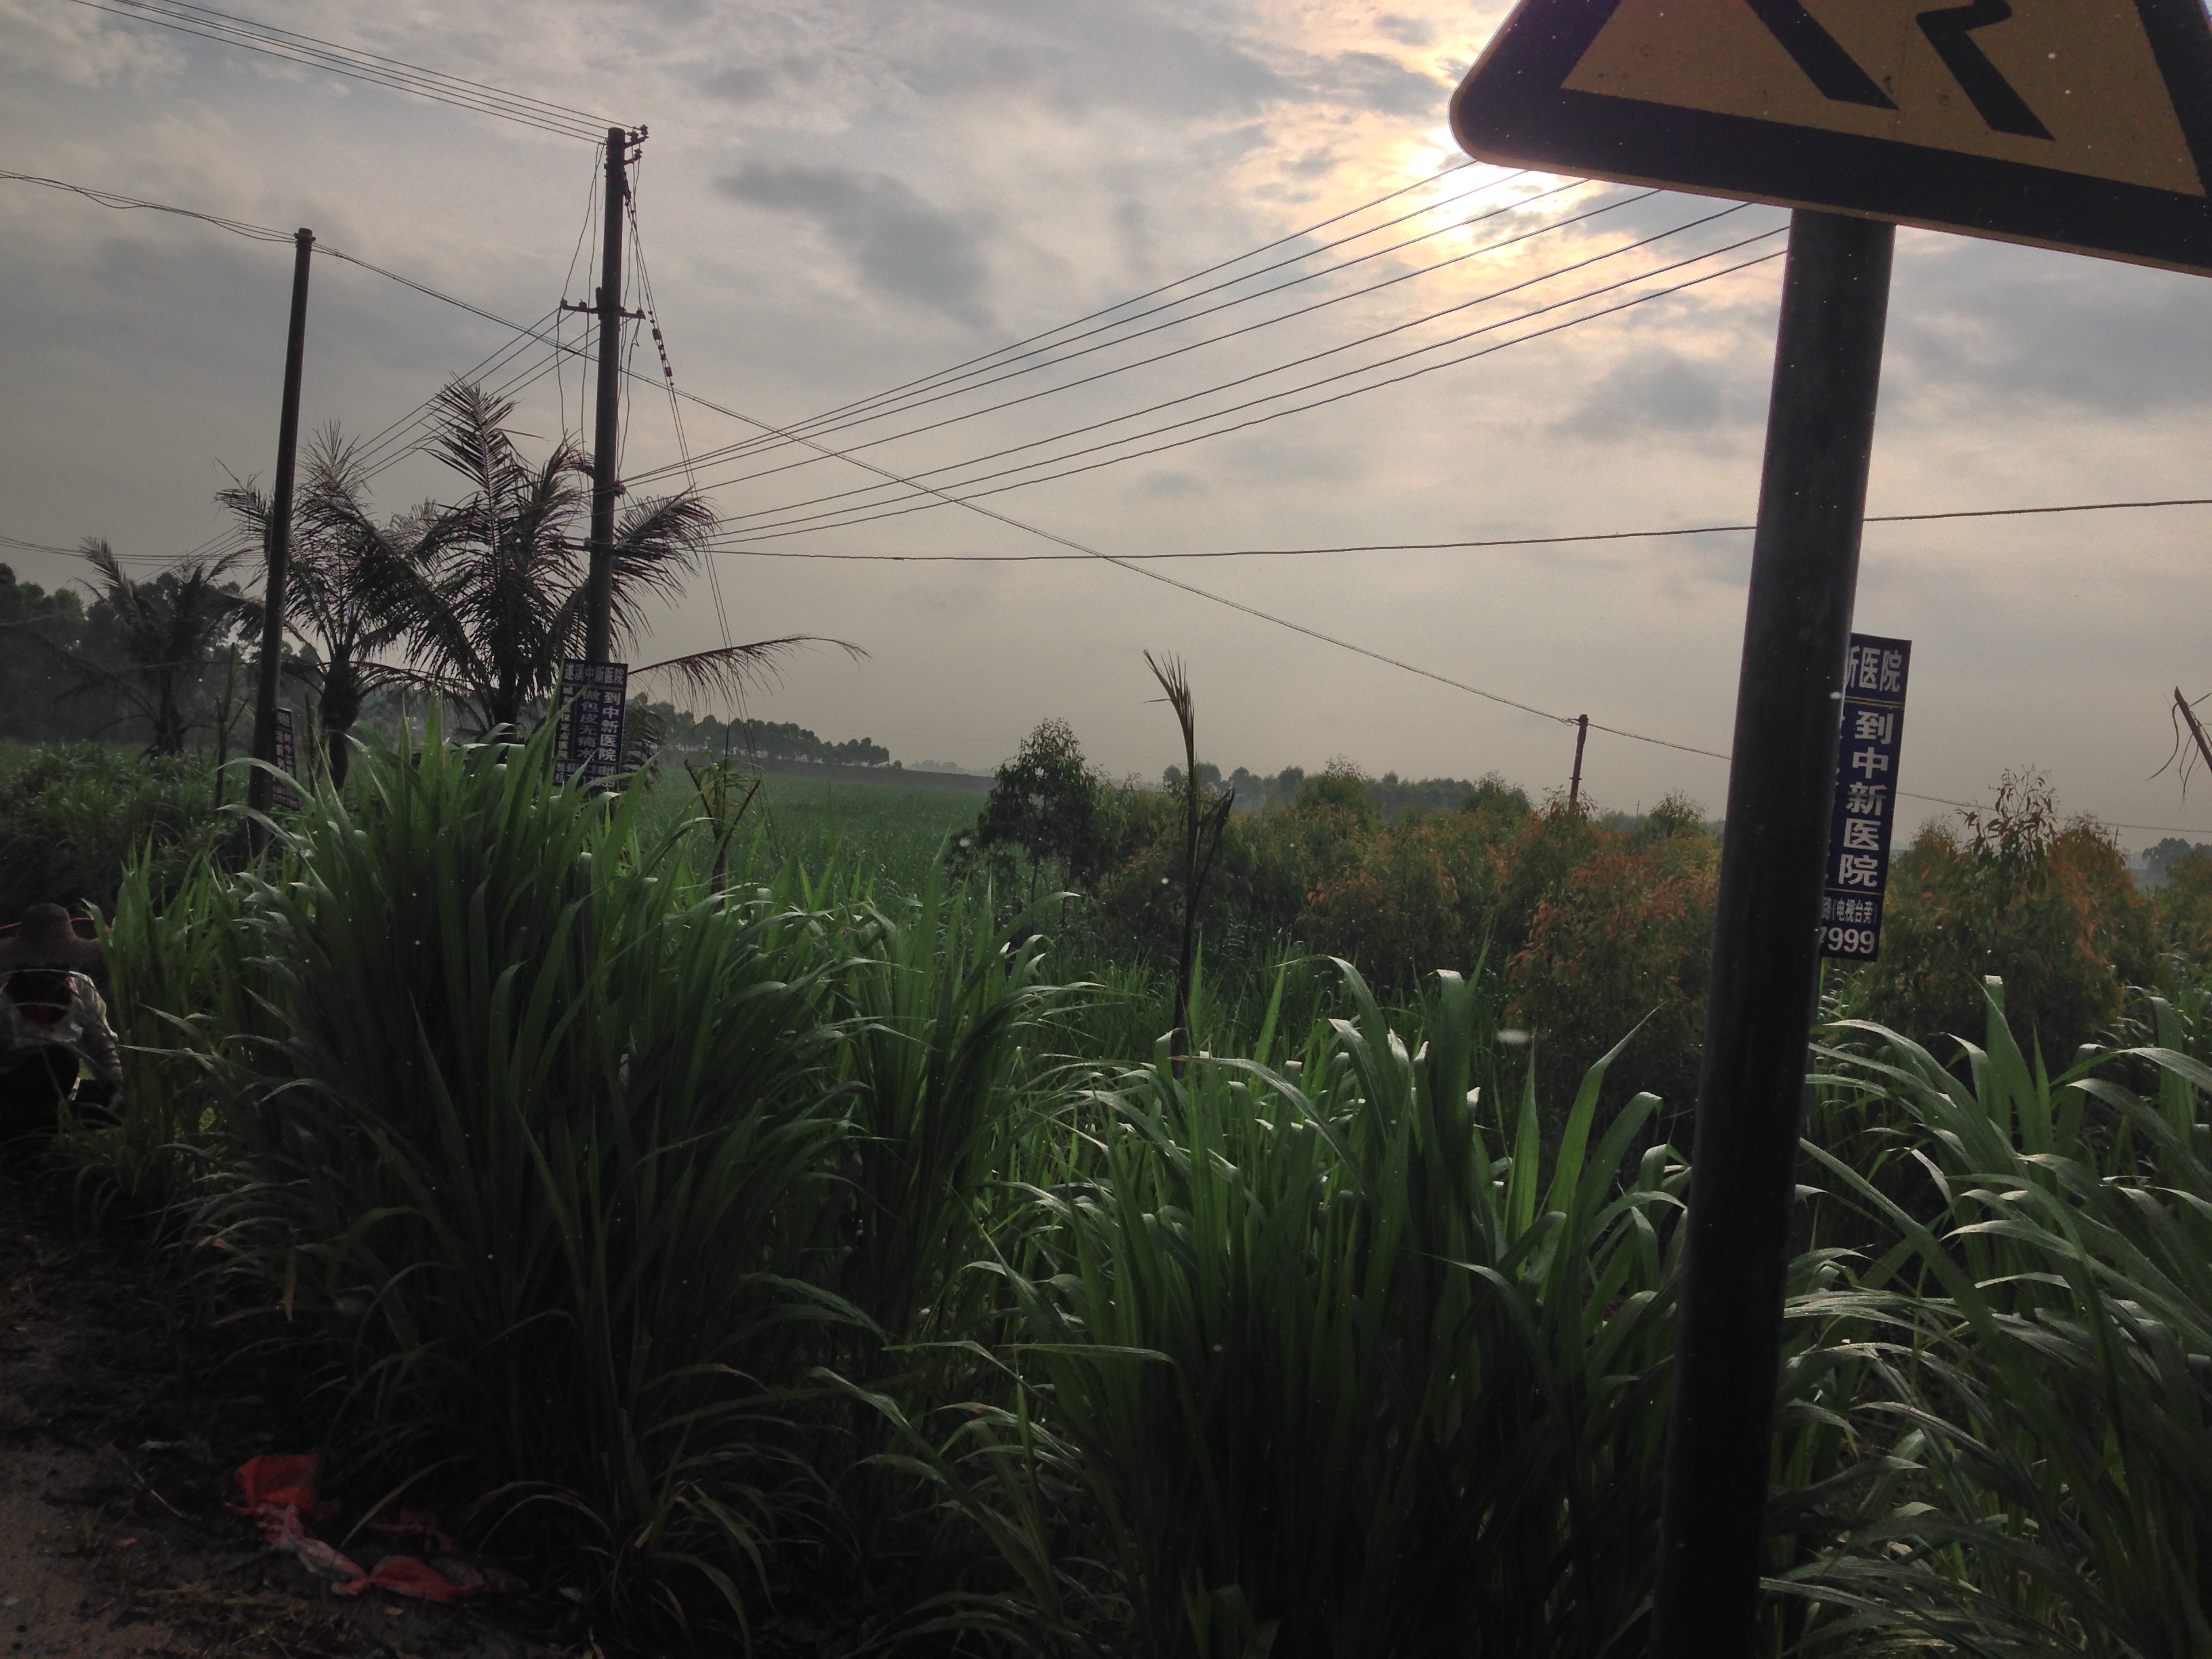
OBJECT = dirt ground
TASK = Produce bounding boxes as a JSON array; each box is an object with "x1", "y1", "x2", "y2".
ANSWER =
[{"x1": 0, "y1": 1160, "x2": 581, "y2": 1659}]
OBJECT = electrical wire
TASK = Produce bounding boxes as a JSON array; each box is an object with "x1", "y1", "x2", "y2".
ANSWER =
[
  {"x1": 64, "y1": 0, "x2": 613, "y2": 140},
  {"x1": 693, "y1": 204, "x2": 1763, "y2": 531},
  {"x1": 635, "y1": 182, "x2": 1657, "y2": 496},
  {"x1": 626, "y1": 170, "x2": 735, "y2": 651},
  {"x1": 556, "y1": 142, "x2": 604, "y2": 436},
  {"x1": 702, "y1": 228, "x2": 1788, "y2": 542},
  {"x1": 695, "y1": 158, "x2": 1502, "y2": 466},
  {"x1": 9, "y1": 177, "x2": 1757, "y2": 760},
  {"x1": 353, "y1": 312, "x2": 562, "y2": 475},
  {"x1": 653, "y1": 167, "x2": 1555, "y2": 480},
  {"x1": 0, "y1": 169, "x2": 295, "y2": 240},
  {"x1": 19, "y1": 166, "x2": 2211, "y2": 833},
  {"x1": 689, "y1": 496, "x2": 2212, "y2": 562}
]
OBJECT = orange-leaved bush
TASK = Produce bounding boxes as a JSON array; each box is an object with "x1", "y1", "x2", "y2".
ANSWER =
[{"x1": 1856, "y1": 770, "x2": 2154, "y2": 1067}]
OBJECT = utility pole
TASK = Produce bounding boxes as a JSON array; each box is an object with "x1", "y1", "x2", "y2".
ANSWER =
[
  {"x1": 1568, "y1": 713, "x2": 1589, "y2": 808},
  {"x1": 583, "y1": 127, "x2": 632, "y2": 665},
  {"x1": 1647, "y1": 210, "x2": 1894, "y2": 1658},
  {"x1": 248, "y1": 226, "x2": 314, "y2": 840}
]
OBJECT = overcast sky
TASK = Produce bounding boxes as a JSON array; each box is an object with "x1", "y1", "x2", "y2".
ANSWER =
[{"x1": 4, "y1": 0, "x2": 2211, "y2": 845}]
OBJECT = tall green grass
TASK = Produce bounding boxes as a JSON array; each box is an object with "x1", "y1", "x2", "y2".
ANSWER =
[
  {"x1": 74, "y1": 719, "x2": 2212, "y2": 1654},
  {"x1": 1795, "y1": 981, "x2": 2212, "y2": 1652},
  {"x1": 192, "y1": 724, "x2": 864, "y2": 1627}
]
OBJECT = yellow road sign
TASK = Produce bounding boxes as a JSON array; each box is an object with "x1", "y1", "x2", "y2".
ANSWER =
[{"x1": 1452, "y1": 0, "x2": 2212, "y2": 275}]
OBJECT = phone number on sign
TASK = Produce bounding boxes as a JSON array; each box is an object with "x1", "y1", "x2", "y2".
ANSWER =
[{"x1": 1822, "y1": 926, "x2": 1877, "y2": 957}]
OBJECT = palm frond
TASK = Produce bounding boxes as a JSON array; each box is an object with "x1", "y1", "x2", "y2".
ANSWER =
[{"x1": 630, "y1": 636, "x2": 866, "y2": 707}]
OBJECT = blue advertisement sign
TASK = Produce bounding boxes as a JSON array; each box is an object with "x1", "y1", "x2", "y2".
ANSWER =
[
  {"x1": 554, "y1": 659, "x2": 629, "y2": 787},
  {"x1": 1818, "y1": 634, "x2": 1911, "y2": 962}
]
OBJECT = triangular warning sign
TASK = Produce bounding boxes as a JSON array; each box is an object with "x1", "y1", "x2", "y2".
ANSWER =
[{"x1": 1452, "y1": 0, "x2": 2212, "y2": 275}]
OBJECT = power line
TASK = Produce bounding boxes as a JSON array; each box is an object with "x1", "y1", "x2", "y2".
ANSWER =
[
  {"x1": 353, "y1": 310, "x2": 562, "y2": 474},
  {"x1": 58, "y1": 178, "x2": 1757, "y2": 760},
  {"x1": 691, "y1": 159, "x2": 1506, "y2": 468},
  {"x1": 627, "y1": 172, "x2": 734, "y2": 652},
  {"x1": 695, "y1": 205, "x2": 1765, "y2": 533},
  {"x1": 24, "y1": 167, "x2": 2204, "y2": 832},
  {"x1": 702, "y1": 232, "x2": 1789, "y2": 544},
  {"x1": 0, "y1": 169, "x2": 296, "y2": 241},
  {"x1": 694, "y1": 497, "x2": 2212, "y2": 562},
  {"x1": 650, "y1": 168, "x2": 1560, "y2": 483},
  {"x1": 64, "y1": 0, "x2": 612, "y2": 140},
  {"x1": 638, "y1": 183, "x2": 1658, "y2": 497}
]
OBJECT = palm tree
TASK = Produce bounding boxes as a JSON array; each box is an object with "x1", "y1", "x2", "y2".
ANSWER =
[
  {"x1": 371, "y1": 381, "x2": 841, "y2": 735},
  {"x1": 29, "y1": 541, "x2": 258, "y2": 756},
  {"x1": 220, "y1": 429, "x2": 434, "y2": 789}
]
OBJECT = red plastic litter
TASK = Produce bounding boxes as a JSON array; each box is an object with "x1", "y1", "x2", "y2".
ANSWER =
[
  {"x1": 226, "y1": 1454, "x2": 340, "y2": 1521},
  {"x1": 274, "y1": 1529, "x2": 369, "y2": 1595},
  {"x1": 365, "y1": 1555, "x2": 477, "y2": 1603},
  {"x1": 368, "y1": 1505, "x2": 459, "y2": 1554}
]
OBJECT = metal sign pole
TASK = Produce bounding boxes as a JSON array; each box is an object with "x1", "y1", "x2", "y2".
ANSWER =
[{"x1": 1650, "y1": 207, "x2": 1894, "y2": 1659}]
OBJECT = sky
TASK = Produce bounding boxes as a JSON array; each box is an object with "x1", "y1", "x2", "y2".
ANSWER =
[{"x1": 3, "y1": 0, "x2": 2211, "y2": 846}]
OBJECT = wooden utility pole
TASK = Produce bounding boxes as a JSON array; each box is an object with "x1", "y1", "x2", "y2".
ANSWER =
[
  {"x1": 248, "y1": 227, "x2": 314, "y2": 839},
  {"x1": 1568, "y1": 712, "x2": 1589, "y2": 808},
  {"x1": 583, "y1": 127, "x2": 632, "y2": 664}
]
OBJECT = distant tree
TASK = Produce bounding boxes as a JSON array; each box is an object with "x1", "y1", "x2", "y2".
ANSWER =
[
  {"x1": 0, "y1": 565, "x2": 113, "y2": 743},
  {"x1": 2143, "y1": 836, "x2": 2212, "y2": 885},
  {"x1": 968, "y1": 717, "x2": 1112, "y2": 894},
  {"x1": 30, "y1": 541, "x2": 256, "y2": 756}
]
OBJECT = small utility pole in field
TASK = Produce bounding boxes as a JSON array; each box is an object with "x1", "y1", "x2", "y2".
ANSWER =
[
  {"x1": 1569, "y1": 712, "x2": 1589, "y2": 808},
  {"x1": 248, "y1": 226, "x2": 313, "y2": 840}
]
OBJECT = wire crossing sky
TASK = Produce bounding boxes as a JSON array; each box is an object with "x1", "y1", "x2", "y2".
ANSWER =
[{"x1": 3, "y1": 0, "x2": 2211, "y2": 838}]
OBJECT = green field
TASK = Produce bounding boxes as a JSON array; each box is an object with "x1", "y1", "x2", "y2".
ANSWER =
[
  {"x1": 640, "y1": 767, "x2": 983, "y2": 896},
  {"x1": 747, "y1": 771, "x2": 982, "y2": 891}
]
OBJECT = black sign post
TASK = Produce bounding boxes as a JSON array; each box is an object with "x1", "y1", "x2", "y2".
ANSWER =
[
  {"x1": 1648, "y1": 210, "x2": 1893, "y2": 1658},
  {"x1": 1446, "y1": 7, "x2": 2212, "y2": 1652},
  {"x1": 1820, "y1": 635, "x2": 1912, "y2": 962},
  {"x1": 554, "y1": 659, "x2": 629, "y2": 788}
]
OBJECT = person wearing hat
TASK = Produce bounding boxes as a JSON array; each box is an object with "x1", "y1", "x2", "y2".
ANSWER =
[{"x1": 0, "y1": 903, "x2": 123, "y2": 1143}]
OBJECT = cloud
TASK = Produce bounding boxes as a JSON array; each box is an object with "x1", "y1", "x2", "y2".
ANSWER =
[
  {"x1": 1133, "y1": 468, "x2": 1207, "y2": 499},
  {"x1": 1887, "y1": 234, "x2": 2212, "y2": 419},
  {"x1": 716, "y1": 163, "x2": 995, "y2": 327},
  {"x1": 1555, "y1": 349, "x2": 1742, "y2": 440},
  {"x1": 897, "y1": 0, "x2": 1284, "y2": 117},
  {"x1": 1303, "y1": 49, "x2": 1446, "y2": 118},
  {"x1": 1375, "y1": 14, "x2": 1437, "y2": 48},
  {"x1": 699, "y1": 63, "x2": 774, "y2": 103}
]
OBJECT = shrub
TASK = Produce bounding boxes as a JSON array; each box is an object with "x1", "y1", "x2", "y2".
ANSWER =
[
  {"x1": 1506, "y1": 816, "x2": 1717, "y2": 1115},
  {"x1": 1858, "y1": 771, "x2": 2154, "y2": 1066},
  {"x1": 0, "y1": 743, "x2": 236, "y2": 923},
  {"x1": 2155, "y1": 846, "x2": 2212, "y2": 962}
]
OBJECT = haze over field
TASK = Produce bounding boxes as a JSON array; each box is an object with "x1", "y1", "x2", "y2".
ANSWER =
[{"x1": 3, "y1": 0, "x2": 2209, "y2": 838}]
